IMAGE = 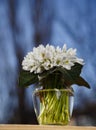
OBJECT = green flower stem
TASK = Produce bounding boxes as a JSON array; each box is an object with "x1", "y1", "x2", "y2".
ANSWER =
[{"x1": 38, "y1": 90, "x2": 70, "y2": 125}]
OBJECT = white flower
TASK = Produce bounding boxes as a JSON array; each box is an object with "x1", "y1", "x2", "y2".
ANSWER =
[
  {"x1": 22, "y1": 44, "x2": 84, "y2": 73},
  {"x1": 62, "y1": 44, "x2": 67, "y2": 52}
]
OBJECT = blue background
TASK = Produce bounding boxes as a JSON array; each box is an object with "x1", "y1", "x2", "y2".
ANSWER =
[{"x1": 0, "y1": 0, "x2": 96, "y2": 125}]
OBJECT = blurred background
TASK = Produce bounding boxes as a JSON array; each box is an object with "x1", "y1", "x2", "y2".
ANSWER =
[{"x1": 0, "y1": 0, "x2": 96, "y2": 125}]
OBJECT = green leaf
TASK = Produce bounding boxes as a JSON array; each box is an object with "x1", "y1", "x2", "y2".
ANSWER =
[
  {"x1": 68, "y1": 63, "x2": 83, "y2": 78},
  {"x1": 18, "y1": 63, "x2": 90, "y2": 89},
  {"x1": 38, "y1": 63, "x2": 90, "y2": 89},
  {"x1": 75, "y1": 76, "x2": 90, "y2": 88},
  {"x1": 57, "y1": 63, "x2": 90, "y2": 88},
  {"x1": 39, "y1": 67, "x2": 57, "y2": 78},
  {"x1": 18, "y1": 70, "x2": 38, "y2": 87},
  {"x1": 40, "y1": 63, "x2": 82, "y2": 80},
  {"x1": 56, "y1": 63, "x2": 83, "y2": 86}
]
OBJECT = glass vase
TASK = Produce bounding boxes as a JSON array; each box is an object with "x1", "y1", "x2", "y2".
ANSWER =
[{"x1": 32, "y1": 88, "x2": 74, "y2": 125}]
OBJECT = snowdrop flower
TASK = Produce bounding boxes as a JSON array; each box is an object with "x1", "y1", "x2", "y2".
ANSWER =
[{"x1": 22, "y1": 44, "x2": 84, "y2": 73}]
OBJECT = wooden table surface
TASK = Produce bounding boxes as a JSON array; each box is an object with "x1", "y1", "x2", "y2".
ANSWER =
[{"x1": 0, "y1": 125, "x2": 96, "y2": 130}]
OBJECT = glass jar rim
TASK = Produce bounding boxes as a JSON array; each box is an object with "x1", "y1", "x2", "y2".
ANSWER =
[{"x1": 34, "y1": 88, "x2": 74, "y2": 96}]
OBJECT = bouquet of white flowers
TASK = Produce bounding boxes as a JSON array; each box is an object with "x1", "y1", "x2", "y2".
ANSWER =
[
  {"x1": 19, "y1": 44, "x2": 90, "y2": 125},
  {"x1": 19, "y1": 44, "x2": 90, "y2": 89}
]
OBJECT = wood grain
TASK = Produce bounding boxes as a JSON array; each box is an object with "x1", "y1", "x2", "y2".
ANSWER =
[{"x1": 0, "y1": 125, "x2": 96, "y2": 130}]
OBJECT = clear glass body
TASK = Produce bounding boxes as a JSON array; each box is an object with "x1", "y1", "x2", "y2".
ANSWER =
[{"x1": 32, "y1": 89, "x2": 74, "y2": 125}]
